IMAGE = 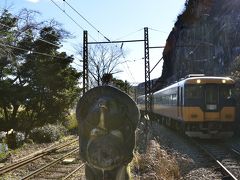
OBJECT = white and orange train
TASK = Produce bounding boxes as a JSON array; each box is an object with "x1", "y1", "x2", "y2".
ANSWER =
[{"x1": 137, "y1": 75, "x2": 236, "y2": 138}]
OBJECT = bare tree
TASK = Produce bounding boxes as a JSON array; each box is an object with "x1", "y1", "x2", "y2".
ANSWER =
[{"x1": 76, "y1": 44, "x2": 125, "y2": 87}]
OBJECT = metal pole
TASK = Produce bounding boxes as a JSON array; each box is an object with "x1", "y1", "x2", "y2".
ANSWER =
[
  {"x1": 144, "y1": 27, "x2": 151, "y2": 113},
  {"x1": 83, "y1": 30, "x2": 89, "y2": 94}
]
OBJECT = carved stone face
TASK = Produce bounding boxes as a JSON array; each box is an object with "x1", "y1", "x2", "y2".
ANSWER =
[
  {"x1": 87, "y1": 131, "x2": 124, "y2": 170},
  {"x1": 86, "y1": 96, "x2": 126, "y2": 170},
  {"x1": 76, "y1": 86, "x2": 139, "y2": 171}
]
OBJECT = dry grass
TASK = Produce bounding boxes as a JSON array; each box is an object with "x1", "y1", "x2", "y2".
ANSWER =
[{"x1": 130, "y1": 140, "x2": 180, "y2": 180}]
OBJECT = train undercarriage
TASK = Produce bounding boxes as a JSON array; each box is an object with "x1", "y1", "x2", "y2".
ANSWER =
[{"x1": 148, "y1": 113, "x2": 235, "y2": 139}]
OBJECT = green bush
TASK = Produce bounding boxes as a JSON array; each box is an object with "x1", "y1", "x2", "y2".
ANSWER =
[
  {"x1": 0, "y1": 143, "x2": 9, "y2": 162},
  {"x1": 64, "y1": 114, "x2": 78, "y2": 133},
  {"x1": 29, "y1": 124, "x2": 67, "y2": 143}
]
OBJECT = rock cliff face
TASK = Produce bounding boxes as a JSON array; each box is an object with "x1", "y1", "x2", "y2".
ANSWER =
[{"x1": 153, "y1": 0, "x2": 240, "y2": 90}]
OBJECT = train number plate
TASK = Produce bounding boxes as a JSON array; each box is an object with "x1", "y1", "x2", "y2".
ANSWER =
[{"x1": 206, "y1": 104, "x2": 217, "y2": 110}]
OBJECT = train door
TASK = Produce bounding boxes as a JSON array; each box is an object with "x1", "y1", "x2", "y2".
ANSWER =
[
  {"x1": 177, "y1": 86, "x2": 183, "y2": 120},
  {"x1": 204, "y1": 84, "x2": 220, "y2": 121},
  {"x1": 205, "y1": 85, "x2": 219, "y2": 111}
]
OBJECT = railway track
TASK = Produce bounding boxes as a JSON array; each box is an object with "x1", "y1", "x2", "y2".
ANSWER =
[
  {"x1": 231, "y1": 142, "x2": 240, "y2": 156},
  {"x1": 192, "y1": 139, "x2": 240, "y2": 180},
  {"x1": 232, "y1": 147, "x2": 240, "y2": 157},
  {"x1": 20, "y1": 147, "x2": 84, "y2": 180},
  {"x1": 150, "y1": 119, "x2": 240, "y2": 179},
  {"x1": 0, "y1": 137, "x2": 85, "y2": 179}
]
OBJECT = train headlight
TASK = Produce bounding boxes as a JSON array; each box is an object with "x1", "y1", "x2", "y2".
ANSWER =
[
  {"x1": 222, "y1": 79, "x2": 226, "y2": 83},
  {"x1": 196, "y1": 79, "x2": 201, "y2": 84}
]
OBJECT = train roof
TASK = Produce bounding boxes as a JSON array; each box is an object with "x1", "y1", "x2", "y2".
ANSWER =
[
  {"x1": 182, "y1": 76, "x2": 235, "y2": 84},
  {"x1": 153, "y1": 76, "x2": 235, "y2": 95}
]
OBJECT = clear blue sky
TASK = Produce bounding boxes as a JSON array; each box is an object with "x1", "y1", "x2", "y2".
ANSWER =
[{"x1": 0, "y1": 0, "x2": 186, "y2": 84}]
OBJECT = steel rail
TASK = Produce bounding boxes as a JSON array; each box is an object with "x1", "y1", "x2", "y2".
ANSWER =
[
  {"x1": 62, "y1": 163, "x2": 85, "y2": 180},
  {"x1": 0, "y1": 138, "x2": 78, "y2": 175},
  {"x1": 0, "y1": 153, "x2": 47, "y2": 175},
  {"x1": 191, "y1": 139, "x2": 238, "y2": 180},
  {"x1": 20, "y1": 147, "x2": 79, "y2": 180},
  {"x1": 231, "y1": 147, "x2": 240, "y2": 156}
]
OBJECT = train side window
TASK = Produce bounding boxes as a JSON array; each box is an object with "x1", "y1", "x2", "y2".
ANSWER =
[
  {"x1": 181, "y1": 87, "x2": 183, "y2": 105},
  {"x1": 163, "y1": 96, "x2": 167, "y2": 105},
  {"x1": 168, "y1": 95, "x2": 171, "y2": 105},
  {"x1": 159, "y1": 96, "x2": 163, "y2": 104},
  {"x1": 172, "y1": 94, "x2": 177, "y2": 105}
]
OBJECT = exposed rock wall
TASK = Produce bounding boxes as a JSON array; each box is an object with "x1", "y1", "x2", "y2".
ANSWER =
[{"x1": 153, "y1": 0, "x2": 240, "y2": 90}]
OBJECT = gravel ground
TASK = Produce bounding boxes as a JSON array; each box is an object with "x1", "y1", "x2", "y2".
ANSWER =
[
  {"x1": 0, "y1": 135, "x2": 81, "y2": 179},
  {"x1": 3, "y1": 135, "x2": 77, "y2": 164},
  {"x1": 2, "y1": 123, "x2": 239, "y2": 179},
  {"x1": 148, "y1": 121, "x2": 224, "y2": 179}
]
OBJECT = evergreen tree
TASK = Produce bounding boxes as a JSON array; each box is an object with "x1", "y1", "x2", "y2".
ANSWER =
[{"x1": 0, "y1": 9, "x2": 81, "y2": 134}]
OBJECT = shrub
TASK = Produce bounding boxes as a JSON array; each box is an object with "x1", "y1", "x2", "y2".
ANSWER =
[
  {"x1": 29, "y1": 124, "x2": 67, "y2": 143},
  {"x1": 64, "y1": 114, "x2": 78, "y2": 134},
  {"x1": 130, "y1": 140, "x2": 180, "y2": 179},
  {"x1": 0, "y1": 143, "x2": 9, "y2": 162}
]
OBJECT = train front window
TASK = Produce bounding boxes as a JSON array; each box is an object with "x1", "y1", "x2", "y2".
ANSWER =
[
  {"x1": 184, "y1": 84, "x2": 204, "y2": 106},
  {"x1": 205, "y1": 85, "x2": 218, "y2": 104},
  {"x1": 185, "y1": 85, "x2": 203, "y2": 99},
  {"x1": 219, "y1": 85, "x2": 235, "y2": 106},
  {"x1": 205, "y1": 85, "x2": 218, "y2": 111},
  {"x1": 220, "y1": 86, "x2": 232, "y2": 99}
]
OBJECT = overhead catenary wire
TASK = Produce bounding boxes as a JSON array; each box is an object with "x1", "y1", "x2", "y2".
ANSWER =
[
  {"x1": 0, "y1": 22, "x2": 62, "y2": 48},
  {"x1": 114, "y1": 28, "x2": 144, "y2": 41},
  {"x1": 62, "y1": 0, "x2": 111, "y2": 42},
  {"x1": 120, "y1": 49, "x2": 137, "y2": 83},
  {"x1": 0, "y1": 42, "x2": 84, "y2": 67},
  {"x1": 49, "y1": 0, "x2": 97, "y2": 42},
  {"x1": 124, "y1": 61, "x2": 137, "y2": 83},
  {"x1": 0, "y1": 42, "x2": 70, "y2": 59},
  {"x1": 0, "y1": 8, "x2": 62, "y2": 40},
  {"x1": 0, "y1": 22, "x2": 84, "y2": 62},
  {"x1": 150, "y1": 57, "x2": 163, "y2": 73},
  {"x1": 72, "y1": 61, "x2": 82, "y2": 67},
  {"x1": 149, "y1": 27, "x2": 168, "y2": 34},
  {"x1": 0, "y1": 22, "x2": 76, "y2": 55}
]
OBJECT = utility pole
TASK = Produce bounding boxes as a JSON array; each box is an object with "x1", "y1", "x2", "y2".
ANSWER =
[
  {"x1": 82, "y1": 27, "x2": 153, "y2": 105},
  {"x1": 83, "y1": 30, "x2": 89, "y2": 94},
  {"x1": 144, "y1": 27, "x2": 151, "y2": 114}
]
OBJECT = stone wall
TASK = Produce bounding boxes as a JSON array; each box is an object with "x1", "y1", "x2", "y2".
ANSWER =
[{"x1": 153, "y1": 0, "x2": 240, "y2": 89}]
